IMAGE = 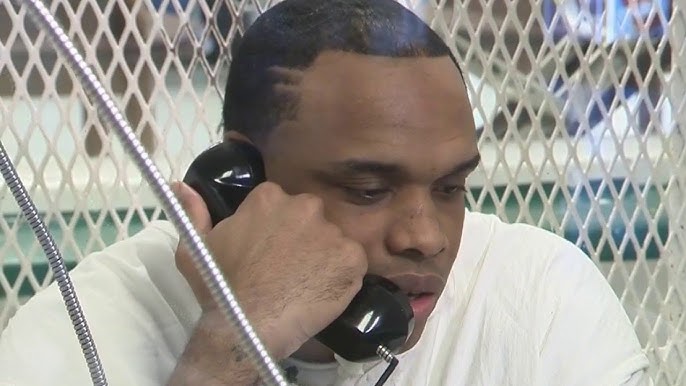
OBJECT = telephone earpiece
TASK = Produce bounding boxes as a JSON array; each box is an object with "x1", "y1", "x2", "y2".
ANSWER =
[
  {"x1": 183, "y1": 140, "x2": 414, "y2": 364},
  {"x1": 182, "y1": 141, "x2": 265, "y2": 226}
]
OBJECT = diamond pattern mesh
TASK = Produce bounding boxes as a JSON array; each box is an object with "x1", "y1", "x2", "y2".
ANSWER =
[{"x1": 0, "y1": 0, "x2": 684, "y2": 383}]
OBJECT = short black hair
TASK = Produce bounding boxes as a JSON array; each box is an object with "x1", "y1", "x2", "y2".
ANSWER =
[{"x1": 222, "y1": 0, "x2": 463, "y2": 144}]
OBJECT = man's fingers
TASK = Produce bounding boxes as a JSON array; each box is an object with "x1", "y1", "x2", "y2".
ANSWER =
[{"x1": 171, "y1": 181, "x2": 213, "y2": 236}]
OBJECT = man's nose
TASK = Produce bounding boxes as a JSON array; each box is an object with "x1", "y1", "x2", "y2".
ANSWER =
[{"x1": 385, "y1": 191, "x2": 448, "y2": 260}]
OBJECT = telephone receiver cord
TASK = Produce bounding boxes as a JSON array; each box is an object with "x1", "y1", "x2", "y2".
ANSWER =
[{"x1": 0, "y1": 141, "x2": 108, "y2": 386}]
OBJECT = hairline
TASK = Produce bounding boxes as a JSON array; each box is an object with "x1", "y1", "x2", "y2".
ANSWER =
[{"x1": 238, "y1": 49, "x2": 466, "y2": 146}]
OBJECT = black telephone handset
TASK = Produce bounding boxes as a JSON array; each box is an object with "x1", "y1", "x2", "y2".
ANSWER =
[{"x1": 183, "y1": 141, "x2": 414, "y2": 377}]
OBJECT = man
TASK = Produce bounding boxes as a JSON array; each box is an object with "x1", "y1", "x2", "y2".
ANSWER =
[{"x1": 0, "y1": 0, "x2": 650, "y2": 385}]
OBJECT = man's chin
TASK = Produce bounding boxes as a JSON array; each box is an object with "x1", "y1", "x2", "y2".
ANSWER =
[
  {"x1": 398, "y1": 292, "x2": 440, "y2": 353},
  {"x1": 398, "y1": 317, "x2": 428, "y2": 354}
]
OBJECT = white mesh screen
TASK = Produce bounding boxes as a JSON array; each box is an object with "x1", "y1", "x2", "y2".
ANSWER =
[{"x1": 0, "y1": 0, "x2": 684, "y2": 384}]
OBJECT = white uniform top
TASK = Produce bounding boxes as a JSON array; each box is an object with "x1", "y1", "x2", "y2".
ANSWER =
[{"x1": 0, "y1": 211, "x2": 651, "y2": 385}]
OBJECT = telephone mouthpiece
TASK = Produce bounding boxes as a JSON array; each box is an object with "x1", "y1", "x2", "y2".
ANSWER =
[{"x1": 315, "y1": 274, "x2": 414, "y2": 362}]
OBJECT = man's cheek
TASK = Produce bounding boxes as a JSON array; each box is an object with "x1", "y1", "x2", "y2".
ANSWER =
[{"x1": 335, "y1": 212, "x2": 384, "y2": 241}]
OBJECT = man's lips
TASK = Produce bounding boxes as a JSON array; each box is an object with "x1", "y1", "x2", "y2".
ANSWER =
[
  {"x1": 385, "y1": 273, "x2": 444, "y2": 322},
  {"x1": 386, "y1": 273, "x2": 445, "y2": 299},
  {"x1": 408, "y1": 294, "x2": 437, "y2": 321}
]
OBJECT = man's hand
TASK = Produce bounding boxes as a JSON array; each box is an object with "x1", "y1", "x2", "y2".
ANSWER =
[{"x1": 167, "y1": 181, "x2": 367, "y2": 384}]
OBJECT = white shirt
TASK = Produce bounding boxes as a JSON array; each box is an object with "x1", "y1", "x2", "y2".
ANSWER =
[{"x1": 0, "y1": 211, "x2": 651, "y2": 385}]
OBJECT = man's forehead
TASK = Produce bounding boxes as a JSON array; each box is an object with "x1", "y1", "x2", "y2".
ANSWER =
[
  {"x1": 264, "y1": 50, "x2": 476, "y2": 168},
  {"x1": 322, "y1": 153, "x2": 481, "y2": 178},
  {"x1": 302, "y1": 51, "x2": 464, "y2": 89},
  {"x1": 288, "y1": 52, "x2": 473, "y2": 133},
  {"x1": 297, "y1": 52, "x2": 468, "y2": 119},
  {"x1": 268, "y1": 51, "x2": 464, "y2": 92}
]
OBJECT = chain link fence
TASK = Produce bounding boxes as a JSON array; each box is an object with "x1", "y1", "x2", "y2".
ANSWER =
[{"x1": 0, "y1": 0, "x2": 684, "y2": 384}]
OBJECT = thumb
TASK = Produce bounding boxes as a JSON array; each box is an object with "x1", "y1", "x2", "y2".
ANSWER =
[
  {"x1": 171, "y1": 181, "x2": 213, "y2": 236},
  {"x1": 171, "y1": 181, "x2": 215, "y2": 309}
]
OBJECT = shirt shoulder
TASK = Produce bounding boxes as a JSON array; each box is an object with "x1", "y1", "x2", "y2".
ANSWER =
[
  {"x1": 455, "y1": 210, "x2": 576, "y2": 292},
  {"x1": 449, "y1": 211, "x2": 649, "y2": 385},
  {"x1": 0, "y1": 220, "x2": 199, "y2": 386},
  {"x1": 458, "y1": 210, "x2": 630, "y2": 334}
]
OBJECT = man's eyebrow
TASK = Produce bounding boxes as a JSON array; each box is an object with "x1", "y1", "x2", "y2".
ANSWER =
[
  {"x1": 444, "y1": 153, "x2": 481, "y2": 176},
  {"x1": 321, "y1": 153, "x2": 481, "y2": 179},
  {"x1": 324, "y1": 159, "x2": 407, "y2": 179}
]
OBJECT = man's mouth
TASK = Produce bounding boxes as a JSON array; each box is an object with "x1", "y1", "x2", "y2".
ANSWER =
[
  {"x1": 386, "y1": 274, "x2": 445, "y2": 320},
  {"x1": 407, "y1": 292, "x2": 432, "y2": 300},
  {"x1": 406, "y1": 293, "x2": 438, "y2": 322}
]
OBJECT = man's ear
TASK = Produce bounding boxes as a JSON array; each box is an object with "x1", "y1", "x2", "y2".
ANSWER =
[{"x1": 223, "y1": 130, "x2": 254, "y2": 144}]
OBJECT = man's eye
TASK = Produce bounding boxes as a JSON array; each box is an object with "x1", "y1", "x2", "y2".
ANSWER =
[
  {"x1": 435, "y1": 185, "x2": 466, "y2": 196},
  {"x1": 343, "y1": 187, "x2": 390, "y2": 204}
]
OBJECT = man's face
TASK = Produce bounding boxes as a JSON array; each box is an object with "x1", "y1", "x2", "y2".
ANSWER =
[{"x1": 260, "y1": 51, "x2": 479, "y2": 351}]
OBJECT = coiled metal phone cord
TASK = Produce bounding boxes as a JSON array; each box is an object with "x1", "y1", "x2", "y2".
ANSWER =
[
  {"x1": 9, "y1": 0, "x2": 288, "y2": 385},
  {"x1": 0, "y1": 142, "x2": 108, "y2": 386}
]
